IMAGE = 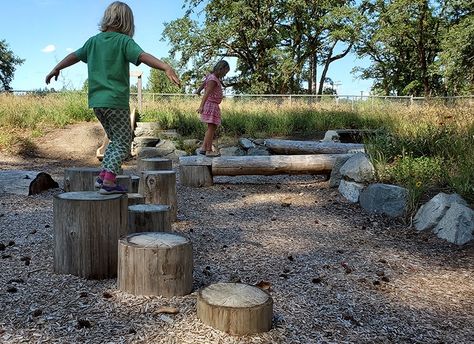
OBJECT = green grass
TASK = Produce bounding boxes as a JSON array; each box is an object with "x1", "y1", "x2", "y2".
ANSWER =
[{"x1": 1, "y1": 92, "x2": 473, "y2": 207}]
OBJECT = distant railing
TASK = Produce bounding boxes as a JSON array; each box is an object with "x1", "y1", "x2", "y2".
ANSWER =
[{"x1": 5, "y1": 90, "x2": 474, "y2": 111}]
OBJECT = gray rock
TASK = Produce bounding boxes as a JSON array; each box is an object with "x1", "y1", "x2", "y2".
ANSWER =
[
  {"x1": 340, "y1": 153, "x2": 375, "y2": 183},
  {"x1": 338, "y1": 180, "x2": 365, "y2": 203},
  {"x1": 322, "y1": 130, "x2": 340, "y2": 142},
  {"x1": 134, "y1": 136, "x2": 160, "y2": 147},
  {"x1": 157, "y1": 129, "x2": 180, "y2": 139},
  {"x1": 137, "y1": 147, "x2": 161, "y2": 159},
  {"x1": 247, "y1": 147, "x2": 271, "y2": 156},
  {"x1": 433, "y1": 203, "x2": 474, "y2": 245},
  {"x1": 155, "y1": 140, "x2": 177, "y2": 156},
  {"x1": 414, "y1": 193, "x2": 468, "y2": 231},
  {"x1": 238, "y1": 138, "x2": 256, "y2": 150},
  {"x1": 164, "y1": 149, "x2": 188, "y2": 162},
  {"x1": 329, "y1": 155, "x2": 352, "y2": 188},
  {"x1": 359, "y1": 184, "x2": 409, "y2": 218},
  {"x1": 134, "y1": 122, "x2": 161, "y2": 137},
  {"x1": 220, "y1": 146, "x2": 246, "y2": 156},
  {"x1": 253, "y1": 139, "x2": 265, "y2": 145}
]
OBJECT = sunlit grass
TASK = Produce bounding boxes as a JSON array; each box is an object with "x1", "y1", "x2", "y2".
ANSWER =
[{"x1": 1, "y1": 92, "x2": 473, "y2": 206}]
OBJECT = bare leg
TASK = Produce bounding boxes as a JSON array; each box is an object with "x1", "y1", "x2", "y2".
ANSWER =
[{"x1": 203, "y1": 123, "x2": 217, "y2": 152}]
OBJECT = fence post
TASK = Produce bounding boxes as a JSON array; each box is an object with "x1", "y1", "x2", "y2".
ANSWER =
[{"x1": 410, "y1": 95, "x2": 414, "y2": 107}]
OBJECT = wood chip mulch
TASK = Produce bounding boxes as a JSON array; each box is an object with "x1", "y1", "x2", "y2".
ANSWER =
[{"x1": 1, "y1": 158, "x2": 473, "y2": 344}]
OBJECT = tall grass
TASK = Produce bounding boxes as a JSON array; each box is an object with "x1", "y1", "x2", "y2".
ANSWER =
[{"x1": 1, "y1": 92, "x2": 473, "y2": 205}]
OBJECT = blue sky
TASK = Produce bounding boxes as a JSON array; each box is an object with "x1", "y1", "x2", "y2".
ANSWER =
[{"x1": 1, "y1": 0, "x2": 373, "y2": 95}]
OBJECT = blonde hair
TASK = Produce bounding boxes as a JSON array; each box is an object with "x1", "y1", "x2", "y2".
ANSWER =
[
  {"x1": 99, "y1": 1, "x2": 135, "y2": 37},
  {"x1": 212, "y1": 60, "x2": 230, "y2": 74}
]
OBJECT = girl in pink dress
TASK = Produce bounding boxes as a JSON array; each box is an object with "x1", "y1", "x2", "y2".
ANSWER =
[{"x1": 197, "y1": 60, "x2": 230, "y2": 157}]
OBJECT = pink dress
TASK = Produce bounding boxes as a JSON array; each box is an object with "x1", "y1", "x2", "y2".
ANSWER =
[{"x1": 200, "y1": 73, "x2": 223, "y2": 126}]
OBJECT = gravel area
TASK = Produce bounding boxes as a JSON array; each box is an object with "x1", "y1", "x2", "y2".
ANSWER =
[{"x1": 1, "y1": 123, "x2": 473, "y2": 343}]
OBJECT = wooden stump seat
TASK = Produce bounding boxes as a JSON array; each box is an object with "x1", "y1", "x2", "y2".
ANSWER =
[
  {"x1": 118, "y1": 232, "x2": 193, "y2": 296},
  {"x1": 197, "y1": 283, "x2": 273, "y2": 335},
  {"x1": 138, "y1": 170, "x2": 177, "y2": 221},
  {"x1": 53, "y1": 191, "x2": 128, "y2": 279},
  {"x1": 128, "y1": 204, "x2": 171, "y2": 233}
]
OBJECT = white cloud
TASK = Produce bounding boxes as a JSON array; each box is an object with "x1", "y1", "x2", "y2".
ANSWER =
[
  {"x1": 41, "y1": 44, "x2": 56, "y2": 53},
  {"x1": 66, "y1": 48, "x2": 73, "y2": 52}
]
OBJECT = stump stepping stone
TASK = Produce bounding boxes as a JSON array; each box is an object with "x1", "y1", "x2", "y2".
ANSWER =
[
  {"x1": 197, "y1": 283, "x2": 273, "y2": 335},
  {"x1": 118, "y1": 232, "x2": 193, "y2": 296}
]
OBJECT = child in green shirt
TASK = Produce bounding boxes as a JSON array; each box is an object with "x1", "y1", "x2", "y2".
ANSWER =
[{"x1": 46, "y1": 1, "x2": 180, "y2": 194}]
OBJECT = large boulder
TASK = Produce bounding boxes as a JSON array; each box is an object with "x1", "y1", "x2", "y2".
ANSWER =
[
  {"x1": 359, "y1": 184, "x2": 409, "y2": 218},
  {"x1": 338, "y1": 180, "x2": 365, "y2": 203},
  {"x1": 339, "y1": 153, "x2": 375, "y2": 184},
  {"x1": 433, "y1": 203, "x2": 474, "y2": 245},
  {"x1": 414, "y1": 193, "x2": 467, "y2": 231},
  {"x1": 329, "y1": 155, "x2": 352, "y2": 188}
]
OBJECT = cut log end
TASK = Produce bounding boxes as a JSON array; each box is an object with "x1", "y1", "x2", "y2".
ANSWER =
[{"x1": 197, "y1": 283, "x2": 273, "y2": 335}]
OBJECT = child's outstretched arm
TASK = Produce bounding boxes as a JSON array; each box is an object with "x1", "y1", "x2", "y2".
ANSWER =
[
  {"x1": 45, "y1": 53, "x2": 80, "y2": 84},
  {"x1": 139, "y1": 53, "x2": 181, "y2": 87}
]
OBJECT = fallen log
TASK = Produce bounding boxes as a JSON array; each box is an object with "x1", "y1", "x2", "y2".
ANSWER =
[
  {"x1": 264, "y1": 139, "x2": 364, "y2": 155},
  {"x1": 211, "y1": 154, "x2": 352, "y2": 176}
]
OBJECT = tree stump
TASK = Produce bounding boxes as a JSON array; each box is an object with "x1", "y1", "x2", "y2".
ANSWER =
[
  {"x1": 131, "y1": 175, "x2": 140, "y2": 193},
  {"x1": 138, "y1": 171, "x2": 177, "y2": 221},
  {"x1": 127, "y1": 193, "x2": 145, "y2": 207},
  {"x1": 117, "y1": 232, "x2": 193, "y2": 296},
  {"x1": 178, "y1": 156, "x2": 213, "y2": 187},
  {"x1": 128, "y1": 204, "x2": 171, "y2": 232},
  {"x1": 137, "y1": 157, "x2": 172, "y2": 172},
  {"x1": 64, "y1": 167, "x2": 102, "y2": 192},
  {"x1": 180, "y1": 166, "x2": 213, "y2": 187},
  {"x1": 116, "y1": 175, "x2": 132, "y2": 191},
  {"x1": 197, "y1": 283, "x2": 273, "y2": 335},
  {"x1": 53, "y1": 191, "x2": 128, "y2": 279}
]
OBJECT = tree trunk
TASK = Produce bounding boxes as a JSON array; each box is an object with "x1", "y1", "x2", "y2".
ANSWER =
[
  {"x1": 63, "y1": 167, "x2": 102, "y2": 192},
  {"x1": 53, "y1": 191, "x2": 128, "y2": 279},
  {"x1": 265, "y1": 139, "x2": 364, "y2": 154},
  {"x1": 118, "y1": 232, "x2": 193, "y2": 296},
  {"x1": 128, "y1": 204, "x2": 171, "y2": 233},
  {"x1": 211, "y1": 154, "x2": 352, "y2": 176},
  {"x1": 197, "y1": 283, "x2": 273, "y2": 335},
  {"x1": 138, "y1": 171, "x2": 177, "y2": 221}
]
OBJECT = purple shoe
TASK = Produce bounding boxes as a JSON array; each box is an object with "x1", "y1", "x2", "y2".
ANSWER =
[
  {"x1": 99, "y1": 184, "x2": 127, "y2": 195},
  {"x1": 94, "y1": 177, "x2": 103, "y2": 189}
]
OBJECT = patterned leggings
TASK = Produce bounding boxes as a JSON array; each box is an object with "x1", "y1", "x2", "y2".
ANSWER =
[{"x1": 94, "y1": 108, "x2": 132, "y2": 175}]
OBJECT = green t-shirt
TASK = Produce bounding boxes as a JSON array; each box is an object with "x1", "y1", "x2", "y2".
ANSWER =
[{"x1": 75, "y1": 32, "x2": 144, "y2": 109}]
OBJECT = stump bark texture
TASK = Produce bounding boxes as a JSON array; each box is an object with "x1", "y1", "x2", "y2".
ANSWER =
[
  {"x1": 197, "y1": 283, "x2": 273, "y2": 335},
  {"x1": 53, "y1": 191, "x2": 128, "y2": 279},
  {"x1": 128, "y1": 204, "x2": 171, "y2": 232},
  {"x1": 64, "y1": 167, "x2": 102, "y2": 192},
  {"x1": 118, "y1": 232, "x2": 193, "y2": 296},
  {"x1": 138, "y1": 171, "x2": 177, "y2": 220}
]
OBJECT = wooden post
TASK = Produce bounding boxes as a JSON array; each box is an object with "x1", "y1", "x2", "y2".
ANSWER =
[
  {"x1": 64, "y1": 167, "x2": 102, "y2": 192},
  {"x1": 128, "y1": 204, "x2": 171, "y2": 233},
  {"x1": 130, "y1": 175, "x2": 140, "y2": 193},
  {"x1": 53, "y1": 191, "x2": 128, "y2": 279},
  {"x1": 178, "y1": 156, "x2": 213, "y2": 187},
  {"x1": 138, "y1": 171, "x2": 177, "y2": 221},
  {"x1": 137, "y1": 157, "x2": 172, "y2": 172},
  {"x1": 211, "y1": 154, "x2": 352, "y2": 176},
  {"x1": 127, "y1": 193, "x2": 145, "y2": 207},
  {"x1": 116, "y1": 175, "x2": 132, "y2": 191},
  {"x1": 117, "y1": 232, "x2": 193, "y2": 296},
  {"x1": 197, "y1": 283, "x2": 273, "y2": 335}
]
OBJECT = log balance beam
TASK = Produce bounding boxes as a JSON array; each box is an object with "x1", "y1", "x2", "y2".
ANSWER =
[{"x1": 179, "y1": 153, "x2": 354, "y2": 186}]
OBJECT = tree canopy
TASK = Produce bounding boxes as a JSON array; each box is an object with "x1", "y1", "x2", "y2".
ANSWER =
[
  {"x1": 162, "y1": 0, "x2": 473, "y2": 96},
  {"x1": 0, "y1": 39, "x2": 24, "y2": 91}
]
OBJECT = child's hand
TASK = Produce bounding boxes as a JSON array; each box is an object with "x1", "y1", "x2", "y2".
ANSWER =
[
  {"x1": 197, "y1": 106, "x2": 203, "y2": 114},
  {"x1": 45, "y1": 69, "x2": 59, "y2": 84}
]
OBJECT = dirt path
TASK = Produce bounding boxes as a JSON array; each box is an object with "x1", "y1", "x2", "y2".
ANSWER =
[{"x1": 0, "y1": 122, "x2": 473, "y2": 343}]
